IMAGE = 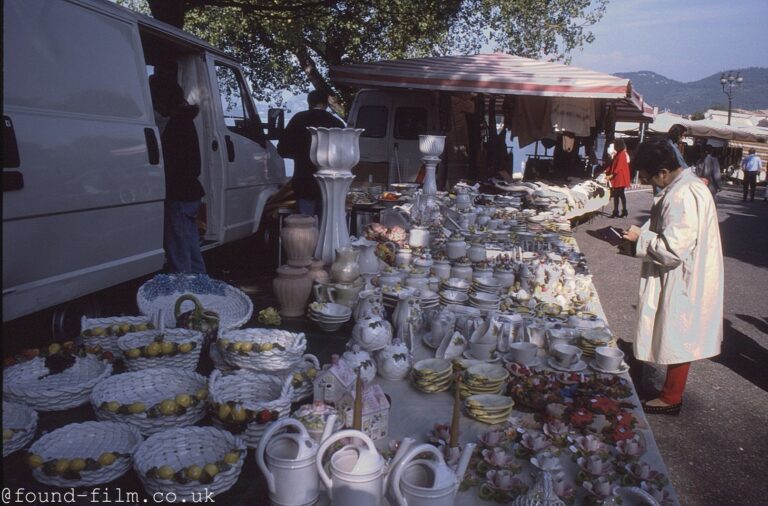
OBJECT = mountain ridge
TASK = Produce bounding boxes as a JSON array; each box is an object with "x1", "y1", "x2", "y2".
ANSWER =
[{"x1": 615, "y1": 67, "x2": 768, "y2": 116}]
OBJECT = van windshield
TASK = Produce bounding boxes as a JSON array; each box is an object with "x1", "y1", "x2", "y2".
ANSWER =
[{"x1": 215, "y1": 64, "x2": 266, "y2": 145}]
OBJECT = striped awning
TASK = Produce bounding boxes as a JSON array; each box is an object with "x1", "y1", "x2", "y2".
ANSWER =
[{"x1": 330, "y1": 53, "x2": 633, "y2": 99}]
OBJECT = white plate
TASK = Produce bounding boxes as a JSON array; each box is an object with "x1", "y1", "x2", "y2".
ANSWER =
[
  {"x1": 463, "y1": 351, "x2": 501, "y2": 363},
  {"x1": 502, "y1": 355, "x2": 545, "y2": 369},
  {"x1": 547, "y1": 357, "x2": 587, "y2": 372},
  {"x1": 588, "y1": 360, "x2": 630, "y2": 375},
  {"x1": 422, "y1": 332, "x2": 441, "y2": 350}
]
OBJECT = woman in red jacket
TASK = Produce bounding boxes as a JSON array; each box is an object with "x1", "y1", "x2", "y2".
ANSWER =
[{"x1": 605, "y1": 138, "x2": 631, "y2": 217}]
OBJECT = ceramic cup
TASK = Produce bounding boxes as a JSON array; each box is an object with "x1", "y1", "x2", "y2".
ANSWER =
[
  {"x1": 551, "y1": 343, "x2": 582, "y2": 368},
  {"x1": 508, "y1": 342, "x2": 538, "y2": 366},
  {"x1": 470, "y1": 341, "x2": 496, "y2": 361},
  {"x1": 594, "y1": 346, "x2": 624, "y2": 371}
]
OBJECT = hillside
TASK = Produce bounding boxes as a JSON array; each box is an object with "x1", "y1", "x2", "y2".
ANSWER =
[{"x1": 616, "y1": 67, "x2": 768, "y2": 115}]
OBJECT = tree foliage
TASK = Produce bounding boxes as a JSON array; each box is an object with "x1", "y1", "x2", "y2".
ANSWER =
[{"x1": 124, "y1": 0, "x2": 608, "y2": 113}]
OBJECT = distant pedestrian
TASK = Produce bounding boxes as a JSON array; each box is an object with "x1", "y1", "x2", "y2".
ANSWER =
[
  {"x1": 277, "y1": 89, "x2": 345, "y2": 217},
  {"x1": 695, "y1": 145, "x2": 722, "y2": 203},
  {"x1": 740, "y1": 148, "x2": 763, "y2": 202},
  {"x1": 621, "y1": 138, "x2": 723, "y2": 415},
  {"x1": 605, "y1": 138, "x2": 630, "y2": 217}
]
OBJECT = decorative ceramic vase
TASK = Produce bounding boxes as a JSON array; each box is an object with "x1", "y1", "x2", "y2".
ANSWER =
[
  {"x1": 418, "y1": 135, "x2": 445, "y2": 197},
  {"x1": 445, "y1": 237, "x2": 467, "y2": 260},
  {"x1": 431, "y1": 260, "x2": 452, "y2": 280},
  {"x1": 493, "y1": 268, "x2": 516, "y2": 288},
  {"x1": 308, "y1": 127, "x2": 364, "y2": 176},
  {"x1": 468, "y1": 242, "x2": 487, "y2": 263},
  {"x1": 395, "y1": 248, "x2": 413, "y2": 268},
  {"x1": 282, "y1": 214, "x2": 318, "y2": 267},
  {"x1": 408, "y1": 226, "x2": 431, "y2": 249},
  {"x1": 308, "y1": 258, "x2": 330, "y2": 284},
  {"x1": 331, "y1": 247, "x2": 360, "y2": 283},
  {"x1": 273, "y1": 265, "x2": 312, "y2": 317},
  {"x1": 451, "y1": 262, "x2": 473, "y2": 282}
]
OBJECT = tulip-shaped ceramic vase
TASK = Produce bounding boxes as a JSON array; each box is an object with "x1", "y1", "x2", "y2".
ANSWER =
[
  {"x1": 418, "y1": 135, "x2": 446, "y2": 198},
  {"x1": 309, "y1": 127, "x2": 364, "y2": 264}
]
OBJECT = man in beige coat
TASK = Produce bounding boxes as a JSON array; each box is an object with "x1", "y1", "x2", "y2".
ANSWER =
[{"x1": 623, "y1": 138, "x2": 724, "y2": 415}]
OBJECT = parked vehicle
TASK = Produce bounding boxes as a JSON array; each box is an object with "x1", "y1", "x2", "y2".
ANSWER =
[{"x1": 2, "y1": 0, "x2": 286, "y2": 322}]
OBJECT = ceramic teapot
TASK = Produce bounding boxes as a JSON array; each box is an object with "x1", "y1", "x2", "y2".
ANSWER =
[
  {"x1": 316, "y1": 430, "x2": 389, "y2": 506},
  {"x1": 255, "y1": 415, "x2": 337, "y2": 506},
  {"x1": 375, "y1": 339, "x2": 412, "y2": 380},
  {"x1": 390, "y1": 443, "x2": 476, "y2": 506},
  {"x1": 341, "y1": 345, "x2": 377, "y2": 383},
  {"x1": 352, "y1": 313, "x2": 393, "y2": 352}
]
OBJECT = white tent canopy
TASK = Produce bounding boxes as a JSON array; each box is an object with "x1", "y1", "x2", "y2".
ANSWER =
[{"x1": 618, "y1": 111, "x2": 763, "y2": 143}]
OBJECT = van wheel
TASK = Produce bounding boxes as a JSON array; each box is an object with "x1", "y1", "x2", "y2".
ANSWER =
[{"x1": 51, "y1": 298, "x2": 105, "y2": 341}]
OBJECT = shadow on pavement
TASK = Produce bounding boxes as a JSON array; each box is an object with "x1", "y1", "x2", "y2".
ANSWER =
[
  {"x1": 717, "y1": 188, "x2": 768, "y2": 269},
  {"x1": 711, "y1": 318, "x2": 768, "y2": 393}
]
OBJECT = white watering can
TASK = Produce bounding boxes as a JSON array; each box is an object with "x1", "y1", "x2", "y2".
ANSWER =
[
  {"x1": 316, "y1": 429, "x2": 387, "y2": 506},
  {"x1": 256, "y1": 415, "x2": 337, "y2": 506},
  {"x1": 389, "y1": 443, "x2": 476, "y2": 506}
]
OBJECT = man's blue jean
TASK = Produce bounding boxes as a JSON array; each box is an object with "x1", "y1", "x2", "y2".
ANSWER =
[{"x1": 164, "y1": 200, "x2": 206, "y2": 274}]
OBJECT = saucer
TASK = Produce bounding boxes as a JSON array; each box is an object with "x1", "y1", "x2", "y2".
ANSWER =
[
  {"x1": 463, "y1": 351, "x2": 501, "y2": 363},
  {"x1": 588, "y1": 360, "x2": 630, "y2": 375},
  {"x1": 502, "y1": 355, "x2": 544, "y2": 369},
  {"x1": 547, "y1": 357, "x2": 587, "y2": 372},
  {"x1": 422, "y1": 332, "x2": 441, "y2": 349}
]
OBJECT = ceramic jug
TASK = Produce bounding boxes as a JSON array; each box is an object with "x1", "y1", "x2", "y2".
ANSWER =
[
  {"x1": 332, "y1": 279, "x2": 365, "y2": 309},
  {"x1": 354, "y1": 288, "x2": 385, "y2": 322},
  {"x1": 316, "y1": 430, "x2": 387, "y2": 506},
  {"x1": 354, "y1": 238, "x2": 382, "y2": 276},
  {"x1": 390, "y1": 443, "x2": 476, "y2": 506},
  {"x1": 255, "y1": 415, "x2": 337, "y2": 506},
  {"x1": 331, "y1": 247, "x2": 361, "y2": 283}
]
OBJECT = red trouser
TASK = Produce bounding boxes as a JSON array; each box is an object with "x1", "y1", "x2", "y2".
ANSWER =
[{"x1": 659, "y1": 362, "x2": 691, "y2": 405}]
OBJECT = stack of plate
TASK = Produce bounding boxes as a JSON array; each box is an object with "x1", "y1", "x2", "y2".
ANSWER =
[
  {"x1": 460, "y1": 364, "x2": 509, "y2": 399},
  {"x1": 411, "y1": 359, "x2": 454, "y2": 394},
  {"x1": 577, "y1": 328, "x2": 616, "y2": 358},
  {"x1": 469, "y1": 291, "x2": 501, "y2": 312},
  {"x1": 473, "y1": 278, "x2": 501, "y2": 295},
  {"x1": 464, "y1": 394, "x2": 515, "y2": 424},
  {"x1": 440, "y1": 290, "x2": 469, "y2": 306},
  {"x1": 418, "y1": 290, "x2": 440, "y2": 310},
  {"x1": 441, "y1": 278, "x2": 471, "y2": 293},
  {"x1": 307, "y1": 303, "x2": 352, "y2": 332}
]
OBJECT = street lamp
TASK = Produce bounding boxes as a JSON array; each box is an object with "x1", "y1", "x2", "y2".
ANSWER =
[{"x1": 720, "y1": 71, "x2": 744, "y2": 126}]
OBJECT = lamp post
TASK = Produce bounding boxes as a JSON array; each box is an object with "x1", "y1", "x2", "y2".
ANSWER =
[{"x1": 720, "y1": 71, "x2": 743, "y2": 126}]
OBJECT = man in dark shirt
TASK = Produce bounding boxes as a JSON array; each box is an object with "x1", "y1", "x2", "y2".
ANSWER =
[{"x1": 277, "y1": 89, "x2": 345, "y2": 217}]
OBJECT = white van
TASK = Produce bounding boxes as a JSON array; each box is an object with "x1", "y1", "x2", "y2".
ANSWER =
[{"x1": 2, "y1": 0, "x2": 286, "y2": 322}]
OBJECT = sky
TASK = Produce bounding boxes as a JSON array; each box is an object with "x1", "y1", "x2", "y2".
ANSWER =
[{"x1": 569, "y1": 0, "x2": 768, "y2": 82}]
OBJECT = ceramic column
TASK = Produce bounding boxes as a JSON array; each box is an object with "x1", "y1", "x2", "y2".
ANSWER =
[
  {"x1": 308, "y1": 127, "x2": 364, "y2": 265},
  {"x1": 417, "y1": 135, "x2": 445, "y2": 212}
]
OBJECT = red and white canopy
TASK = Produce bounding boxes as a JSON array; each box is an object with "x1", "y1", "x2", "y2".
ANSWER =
[{"x1": 330, "y1": 53, "x2": 633, "y2": 99}]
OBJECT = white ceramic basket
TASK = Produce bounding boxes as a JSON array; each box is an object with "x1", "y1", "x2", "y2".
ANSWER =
[
  {"x1": 3, "y1": 356, "x2": 112, "y2": 411},
  {"x1": 90, "y1": 368, "x2": 207, "y2": 436},
  {"x1": 218, "y1": 328, "x2": 306, "y2": 373},
  {"x1": 133, "y1": 426, "x2": 246, "y2": 503},
  {"x1": 117, "y1": 328, "x2": 203, "y2": 372},
  {"x1": 2, "y1": 401, "x2": 38, "y2": 457},
  {"x1": 137, "y1": 274, "x2": 253, "y2": 331},
  {"x1": 81, "y1": 315, "x2": 154, "y2": 355},
  {"x1": 28, "y1": 421, "x2": 142, "y2": 487},
  {"x1": 209, "y1": 369, "x2": 293, "y2": 448}
]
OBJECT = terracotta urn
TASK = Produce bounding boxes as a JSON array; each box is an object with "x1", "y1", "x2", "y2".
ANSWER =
[
  {"x1": 282, "y1": 214, "x2": 318, "y2": 267},
  {"x1": 273, "y1": 265, "x2": 312, "y2": 317}
]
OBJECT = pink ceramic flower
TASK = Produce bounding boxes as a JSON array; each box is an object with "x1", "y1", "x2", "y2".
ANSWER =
[
  {"x1": 543, "y1": 419, "x2": 571, "y2": 440},
  {"x1": 577, "y1": 455, "x2": 614, "y2": 477},
  {"x1": 616, "y1": 433, "x2": 646, "y2": 459},
  {"x1": 478, "y1": 429, "x2": 508, "y2": 448},
  {"x1": 582, "y1": 476, "x2": 614, "y2": 500},
  {"x1": 552, "y1": 472, "x2": 575, "y2": 500},
  {"x1": 481, "y1": 447, "x2": 518, "y2": 469},
  {"x1": 485, "y1": 469, "x2": 524, "y2": 492},
  {"x1": 520, "y1": 432, "x2": 551, "y2": 453},
  {"x1": 570, "y1": 434, "x2": 609, "y2": 456}
]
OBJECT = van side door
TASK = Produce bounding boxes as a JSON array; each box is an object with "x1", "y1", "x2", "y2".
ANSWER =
[{"x1": 206, "y1": 57, "x2": 283, "y2": 242}]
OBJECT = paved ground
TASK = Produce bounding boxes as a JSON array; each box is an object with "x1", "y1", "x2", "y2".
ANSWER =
[{"x1": 571, "y1": 183, "x2": 768, "y2": 506}]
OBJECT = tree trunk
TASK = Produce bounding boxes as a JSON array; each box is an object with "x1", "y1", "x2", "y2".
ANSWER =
[{"x1": 147, "y1": 0, "x2": 188, "y2": 28}]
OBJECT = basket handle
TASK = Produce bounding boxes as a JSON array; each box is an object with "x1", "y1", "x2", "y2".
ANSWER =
[
  {"x1": 302, "y1": 353, "x2": 320, "y2": 369},
  {"x1": 293, "y1": 333, "x2": 307, "y2": 351},
  {"x1": 175, "y1": 294, "x2": 203, "y2": 319},
  {"x1": 279, "y1": 374, "x2": 294, "y2": 400}
]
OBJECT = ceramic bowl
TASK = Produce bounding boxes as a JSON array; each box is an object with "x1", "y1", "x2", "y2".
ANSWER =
[
  {"x1": 439, "y1": 290, "x2": 469, "y2": 304},
  {"x1": 466, "y1": 364, "x2": 509, "y2": 384},
  {"x1": 412, "y1": 358, "x2": 453, "y2": 377},
  {"x1": 309, "y1": 302, "x2": 352, "y2": 318},
  {"x1": 442, "y1": 278, "x2": 471, "y2": 292},
  {"x1": 470, "y1": 292, "x2": 500, "y2": 304}
]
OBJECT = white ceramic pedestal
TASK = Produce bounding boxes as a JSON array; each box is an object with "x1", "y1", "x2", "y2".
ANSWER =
[{"x1": 315, "y1": 172, "x2": 355, "y2": 265}]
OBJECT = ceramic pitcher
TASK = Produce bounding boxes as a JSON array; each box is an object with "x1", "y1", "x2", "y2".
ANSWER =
[
  {"x1": 331, "y1": 247, "x2": 361, "y2": 283},
  {"x1": 255, "y1": 415, "x2": 337, "y2": 506},
  {"x1": 354, "y1": 238, "x2": 382, "y2": 276},
  {"x1": 316, "y1": 430, "x2": 387, "y2": 506}
]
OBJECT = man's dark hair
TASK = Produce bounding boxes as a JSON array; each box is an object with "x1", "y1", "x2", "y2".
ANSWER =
[
  {"x1": 307, "y1": 89, "x2": 329, "y2": 108},
  {"x1": 704, "y1": 145, "x2": 713, "y2": 154},
  {"x1": 632, "y1": 138, "x2": 680, "y2": 176},
  {"x1": 613, "y1": 138, "x2": 626, "y2": 152},
  {"x1": 668, "y1": 124, "x2": 687, "y2": 142},
  {"x1": 749, "y1": 148, "x2": 756, "y2": 155}
]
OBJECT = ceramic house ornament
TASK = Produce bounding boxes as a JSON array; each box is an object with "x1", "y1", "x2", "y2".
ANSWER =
[
  {"x1": 313, "y1": 355, "x2": 356, "y2": 406},
  {"x1": 338, "y1": 383, "x2": 390, "y2": 440}
]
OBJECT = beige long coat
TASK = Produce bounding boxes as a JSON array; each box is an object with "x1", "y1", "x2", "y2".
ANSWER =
[{"x1": 632, "y1": 170, "x2": 724, "y2": 364}]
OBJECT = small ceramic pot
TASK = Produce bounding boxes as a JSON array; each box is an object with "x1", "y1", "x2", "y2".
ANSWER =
[
  {"x1": 308, "y1": 258, "x2": 330, "y2": 284},
  {"x1": 396, "y1": 248, "x2": 413, "y2": 267},
  {"x1": 446, "y1": 238, "x2": 467, "y2": 260},
  {"x1": 431, "y1": 260, "x2": 452, "y2": 280},
  {"x1": 282, "y1": 214, "x2": 318, "y2": 267},
  {"x1": 451, "y1": 263, "x2": 473, "y2": 282},
  {"x1": 274, "y1": 265, "x2": 312, "y2": 317}
]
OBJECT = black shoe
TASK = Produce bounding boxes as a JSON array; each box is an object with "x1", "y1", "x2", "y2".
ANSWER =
[
  {"x1": 641, "y1": 399, "x2": 682, "y2": 415},
  {"x1": 620, "y1": 210, "x2": 628, "y2": 217}
]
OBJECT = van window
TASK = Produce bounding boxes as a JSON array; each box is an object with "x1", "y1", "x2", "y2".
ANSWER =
[
  {"x1": 356, "y1": 106, "x2": 388, "y2": 138},
  {"x1": 4, "y1": 0, "x2": 145, "y2": 118},
  {"x1": 394, "y1": 107, "x2": 428, "y2": 140},
  {"x1": 214, "y1": 64, "x2": 265, "y2": 144}
]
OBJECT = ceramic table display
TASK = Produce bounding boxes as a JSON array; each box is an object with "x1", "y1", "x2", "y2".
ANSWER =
[
  {"x1": 316, "y1": 430, "x2": 393, "y2": 506},
  {"x1": 341, "y1": 345, "x2": 377, "y2": 383},
  {"x1": 467, "y1": 317, "x2": 500, "y2": 361},
  {"x1": 255, "y1": 416, "x2": 337, "y2": 506},
  {"x1": 352, "y1": 313, "x2": 393, "y2": 352},
  {"x1": 281, "y1": 214, "x2": 319, "y2": 267},
  {"x1": 376, "y1": 339, "x2": 412, "y2": 381},
  {"x1": 273, "y1": 265, "x2": 312, "y2": 317},
  {"x1": 390, "y1": 442, "x2": 475, "y2": 506}
]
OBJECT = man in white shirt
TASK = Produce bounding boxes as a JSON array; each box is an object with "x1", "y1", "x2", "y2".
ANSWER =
[{"x1": 740, "y1": 148, "x2": 764, "y2": 202}]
